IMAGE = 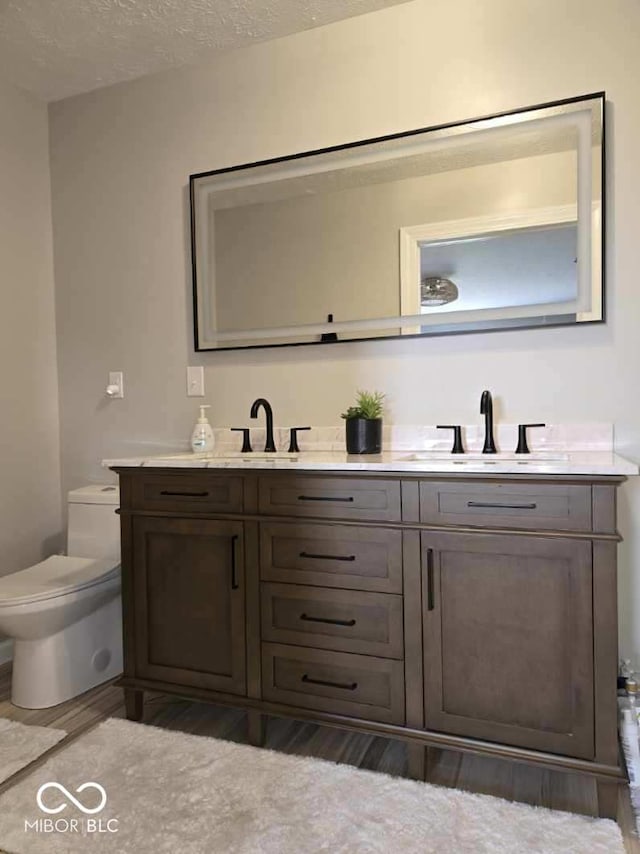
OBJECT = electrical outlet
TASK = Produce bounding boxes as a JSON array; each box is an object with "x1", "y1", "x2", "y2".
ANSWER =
[{"x1": 187, "y1": 366, "x2": 205, "y2": 397}]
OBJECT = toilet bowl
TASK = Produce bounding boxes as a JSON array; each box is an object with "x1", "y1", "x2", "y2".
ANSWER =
[{"x1": 0, "y1": 485, "x2": 122, "y2": 709}]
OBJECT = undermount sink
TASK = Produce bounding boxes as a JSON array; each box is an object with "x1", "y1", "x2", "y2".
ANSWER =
[
  {"x1": 219, "y1": 453, "x2": 300, "y2": 461},
  {"x1": 398, "y1": 452, "x2": 569, "y2": 463},
  {"x1": 159, "y1": 451, "x2": 300, "y2": 462}
]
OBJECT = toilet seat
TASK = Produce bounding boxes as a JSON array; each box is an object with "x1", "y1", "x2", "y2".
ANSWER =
[{"x1": 0, "y1": 556, "x2": 120, "y2": 607}]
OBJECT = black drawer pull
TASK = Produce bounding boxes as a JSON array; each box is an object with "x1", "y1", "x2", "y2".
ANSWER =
[
  {"x1": 299, "y1": 551, "x2": 356, "y2": 562},
  {"x1": 301, "y1": 674, "x2": 358, "y2": 691},
  {"x1": 230, "y1": 535, "x2": 239, "y2": 590},
  {"x1": 467, "y1": 501, "x2": 537, "y2": 510},
  {"x1": 426, "y1": 548, "x2": 435, "y2": 611},
  {"x1": 298, "y1": 495, "x2": 355, "y2": 503},
  {"x1": 300, "y1": 613, "x2": 356, "y2": 627},
  {"x1": 159, "y1": 490, "x2": 210, "y2": 498}
]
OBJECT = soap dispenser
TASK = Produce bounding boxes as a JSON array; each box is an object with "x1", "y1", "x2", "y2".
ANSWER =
[{"x1": 191, "y1": 405, "x2": 215, "y2": 453}]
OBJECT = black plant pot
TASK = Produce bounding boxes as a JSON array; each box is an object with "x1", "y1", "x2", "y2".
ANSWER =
[{"x1": 345, "y1": 418, "x2": 382, "y2": 455}]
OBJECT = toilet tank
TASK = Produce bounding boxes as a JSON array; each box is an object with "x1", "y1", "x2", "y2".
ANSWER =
[{"x1": 67, "y1": 485, "x2": 121, "y2": 561}]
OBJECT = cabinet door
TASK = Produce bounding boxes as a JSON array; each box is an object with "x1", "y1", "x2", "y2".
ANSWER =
[
  {"x1": 132, "y1": 516, "x2": 246, "y2": 695},
  {"x1": 422, "y1": 532, "x2": 594, "y2": 758}
]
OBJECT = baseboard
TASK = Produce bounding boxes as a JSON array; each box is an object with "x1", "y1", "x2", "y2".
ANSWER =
[{"x1": 0, "y1": 638, "x2": 13, "y2": 666}]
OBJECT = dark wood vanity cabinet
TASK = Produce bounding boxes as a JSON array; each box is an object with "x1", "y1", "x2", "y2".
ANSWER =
[
  {"x1": 130, "y1": 515, "x2": 246, "y2": 695},
  {"x1": 115, "y1": 469, "x2": 626, "y2": 818},
  {"x1": 421, "y1": 531, "x2": 594, "y2": 758}
]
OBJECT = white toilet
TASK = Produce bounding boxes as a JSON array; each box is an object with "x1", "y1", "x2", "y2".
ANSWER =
[{"x1": 0, "y1": 485, "x2": 122, "y2": 709}]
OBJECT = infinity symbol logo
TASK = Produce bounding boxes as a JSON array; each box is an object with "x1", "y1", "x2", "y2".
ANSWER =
[{"x1": 36, "y1": 782, "x2": 107, "y2": 815}]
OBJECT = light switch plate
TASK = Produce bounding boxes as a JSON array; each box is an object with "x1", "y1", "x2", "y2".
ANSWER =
[
  {"x1": 187, "y1": 366, "x2": 205, "y2": 397},
  {"x1": 107, "y1": 371, "x2": 124, "y2": 399}
]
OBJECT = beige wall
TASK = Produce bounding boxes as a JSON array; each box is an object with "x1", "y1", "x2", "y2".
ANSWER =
[
  {"x1": 0, "y1": 77, "x2": 62, "y2": 578},
  {"x1": 49, "y1": 0, "x2": 640, "y2": 658}
]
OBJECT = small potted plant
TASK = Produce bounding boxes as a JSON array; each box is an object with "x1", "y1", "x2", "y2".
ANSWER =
[{"x1": 341, "y1": 390, "x2": 385, "y2": 454}]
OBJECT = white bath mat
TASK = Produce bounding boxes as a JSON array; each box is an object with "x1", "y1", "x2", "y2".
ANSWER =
[
  {"x1": 0, "y1": 717, "x2": 624, "y2": 853},
  {"x1": 0, "y1": 719, "x2": 66, "y2": 785}
]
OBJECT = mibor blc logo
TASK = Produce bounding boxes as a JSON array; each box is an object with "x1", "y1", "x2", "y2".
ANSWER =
[
  {"x1": 37, "y1": 782, "x2": 107, "y2": 815},
  {"x1": 25, "y1": 782, "x2": 119, "y2": 834}
]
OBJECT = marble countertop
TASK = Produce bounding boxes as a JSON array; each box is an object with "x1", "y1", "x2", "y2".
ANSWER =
[{"x1": 103, "y1": 449, "x2": 639, "y2": 476}]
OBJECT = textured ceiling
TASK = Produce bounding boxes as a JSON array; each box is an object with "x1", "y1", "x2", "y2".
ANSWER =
[{"x1": 0, "y1": 0, "x2": 411, "y2": 102}]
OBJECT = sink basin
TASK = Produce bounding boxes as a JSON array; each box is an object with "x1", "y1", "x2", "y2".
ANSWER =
[
  {"x1": 242, "y1": 453, "x2": 298, "y2": 460},
  {"x1": 158, "y1": 451, "x2": 299, "y2": 464},
  {"x1": 398, "y1": 452, "x2": 569, "y2": 463},
  {"x1": 215, "y1": 453, "x2": 300, "y2": 462},
  {"x1": 157, "y1": 451, "x2": 299, "y2": 463}
]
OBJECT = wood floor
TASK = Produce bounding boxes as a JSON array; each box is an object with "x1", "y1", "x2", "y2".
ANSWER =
[{"x1": 0, "y1": 661, "x2": 638, "y2": 852}]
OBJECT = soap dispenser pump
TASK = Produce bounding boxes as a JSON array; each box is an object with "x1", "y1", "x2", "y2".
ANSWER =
[{"x1": 191, "y1": 405, "x2": 215, "y2": 454}]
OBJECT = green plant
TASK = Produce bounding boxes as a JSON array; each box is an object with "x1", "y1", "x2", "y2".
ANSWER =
[{"x1": 341, "y1": 390, "x2": 385, "y2": 420}]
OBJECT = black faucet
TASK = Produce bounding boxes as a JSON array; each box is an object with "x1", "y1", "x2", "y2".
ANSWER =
[
  {"x1": 250, "y1": 398, "x2": 276, "y2": 452},
  {"x1": 480, "y1": 390, "x2": 497, "y2": 454}
]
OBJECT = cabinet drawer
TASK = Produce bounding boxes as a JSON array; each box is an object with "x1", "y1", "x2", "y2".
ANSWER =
[
  {"x1": 131, "y1": 473, "x2": 243, "y2": 514},
  {"x1": 258, "y1": 476, "x2": 401, "y2": 522},
  {"x1": 260, "y1": 522, "x2": 402, "y2": 593},
  {"x1": 420, "y1": 481, "x2": 591, "y2": 532},
  {"x1": 261, "y1": 583, "x2": 404, "y2": 658},
  {"x1": 262, "y1": 643, "x2": 405, "y2": 724}
]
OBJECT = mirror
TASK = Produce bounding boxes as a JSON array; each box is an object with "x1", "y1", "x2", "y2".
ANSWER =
[{"x1": 190, "y1": 93, "x2": 604, "y2": 351}]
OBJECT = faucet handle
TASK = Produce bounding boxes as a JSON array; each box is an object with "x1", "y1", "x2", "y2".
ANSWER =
[
  {"x1": 288, "y1": 426, "x2": 311, "y2": 453},
  {"x1": 515, "y1": 423, "x2": 546, "y2": 454},
  {"x1": 436, "y1": 425, "x2": 465, "y2": 454},
  {"x1": 230, "y1": 427, "x2": 253, "y2": 453}
]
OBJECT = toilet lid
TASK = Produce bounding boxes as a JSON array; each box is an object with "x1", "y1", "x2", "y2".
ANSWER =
[{"x1": 0, "y1": 555, "x2": 120, "y2": 606}]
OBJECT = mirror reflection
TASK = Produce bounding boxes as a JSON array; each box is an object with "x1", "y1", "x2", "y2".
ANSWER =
[{"x1": 190, "y1": 93, "x2": 603, "y2": 350}]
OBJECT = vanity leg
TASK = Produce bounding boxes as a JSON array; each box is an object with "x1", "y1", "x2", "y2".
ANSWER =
[
  {"x1": 596, "y1": 780, "x2": 619, "y2": 820},
  {"x1": 124, "y1": 688, "x2": 144, "y2": 722},
  {"x1": 407, "y1": 744, "x2": 427, "y2": 781},
  {"x1": 247, "y1": 711, "x2": 266, "y2": 746}
]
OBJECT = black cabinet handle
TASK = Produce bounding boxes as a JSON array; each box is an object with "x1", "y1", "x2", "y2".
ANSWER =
[
  {"x1": 298, "y1": 495, "x2": 354, "y2": 503},
  {"x1": 301, "y1": 674, "x2": 358, "y2": 691},
  {"x1": 299, "y1": 551, "x2": 356, "y2": 562},
  {"x1": 300, "y1": 613, "x2": 356, "y2": 627},
  {"x1": 230, "y1": 535, "x2": 239, "y2": 590},
  {"x1": 426, "y1": 548, "x2": 434, "y2": 611},
  {"x1": 159, "y1": 490, "x2": 209, "y2": 497},
  {"x1": 467, "y1": 501, "x2": 537, "y2": 510}
]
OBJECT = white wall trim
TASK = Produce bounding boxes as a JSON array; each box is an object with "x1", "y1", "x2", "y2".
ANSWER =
[
  {"x1": 399, "y1": 203, "x2": 579, "y2": 329},
  {"x1": 0, "y1": 638, "x2": 13, "y2": 666}
]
